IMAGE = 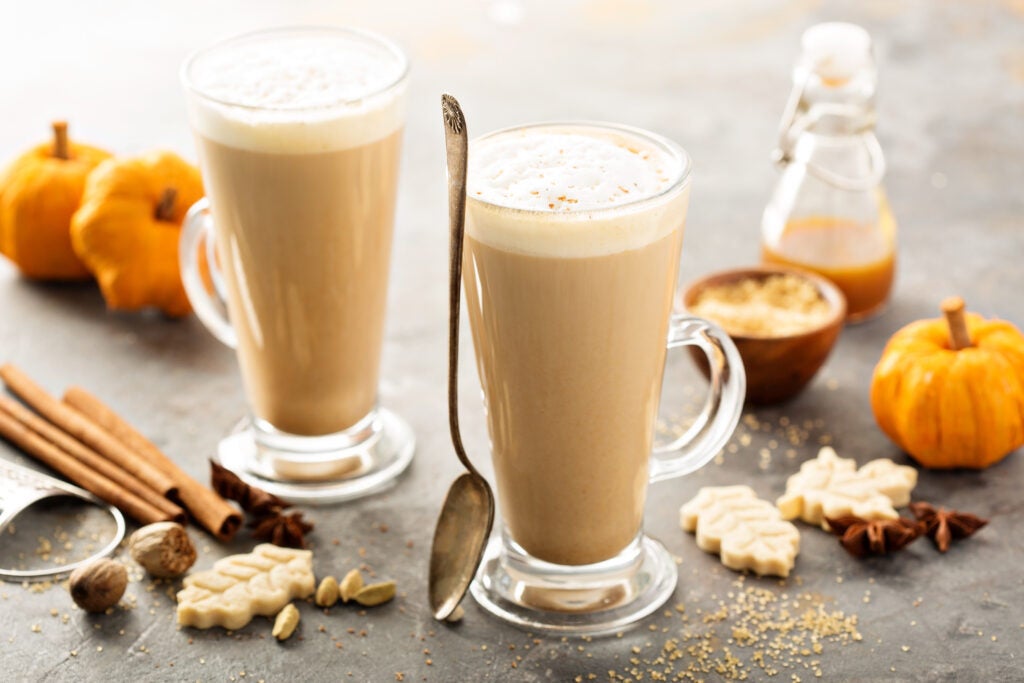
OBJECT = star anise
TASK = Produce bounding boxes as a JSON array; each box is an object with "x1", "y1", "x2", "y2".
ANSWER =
[
  {"x1": 210, "y1": 461, "x2": 315, "y2": 548},
  {"x1": 825, "y1": 515, "x2": 923, "y2": 558},
  {"x1": 250, "y1": 512, "x2": 314, "y2": 549},
  {"x1": 210, "y1": 460, "x2": 290, "y2": 517},
  {"x1": 908, "y1": 502, "x2": 988, "y2": 553}
]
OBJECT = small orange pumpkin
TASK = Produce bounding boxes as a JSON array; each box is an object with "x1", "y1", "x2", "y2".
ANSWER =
[
  {"x1": 0, "y1": 122, "x2": 111, "y2": 279},
  {"x1": 70, "y1": 150, "x2": 203, "y2": 317},
  {"x1": 871, "y1": 297, "x2": 1024, "y2": 469}
]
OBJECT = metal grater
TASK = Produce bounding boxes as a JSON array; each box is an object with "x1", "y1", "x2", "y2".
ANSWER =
[{"x1": 0, "y1": 457, "x2": 125, "y2": 580}]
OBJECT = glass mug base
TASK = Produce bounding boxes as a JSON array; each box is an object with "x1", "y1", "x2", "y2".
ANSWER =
[
  {"x1": 470, "y1": 531, "x2": 677, "y2": 636},
  {"x1": 215, "y1": 407, "x2": 415, "y2": 504}
]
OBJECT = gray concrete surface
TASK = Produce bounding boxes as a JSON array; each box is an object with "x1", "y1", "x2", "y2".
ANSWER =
[{"x1": 0, "y1": 1, "x2": 1022, "y2": 681}]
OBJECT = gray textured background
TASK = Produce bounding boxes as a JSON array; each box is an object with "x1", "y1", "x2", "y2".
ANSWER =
[{"x1": 0, "y1": 1, "x2": 1022, "y2": 681}]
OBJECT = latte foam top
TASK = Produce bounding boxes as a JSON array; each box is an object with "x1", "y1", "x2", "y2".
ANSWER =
[
  {"x1": 466, "y1": 125, "x2": 690, "y2": 258},
  {"x1": 184, "y1": 29, "x2": 407, "y2": 153},
  {"x1": 469, "y1": 128, "x2": 681, "y2": 212}
]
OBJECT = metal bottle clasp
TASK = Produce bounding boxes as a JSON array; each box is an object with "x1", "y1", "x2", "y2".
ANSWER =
[{"x1": 771, "y1": 74, "x2": 886, "y2": 192}]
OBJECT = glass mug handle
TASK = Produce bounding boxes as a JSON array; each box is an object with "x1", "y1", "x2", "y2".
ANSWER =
[
  {"x1": 650, "y1": 315, "x2": 746, "y2": 482},
  {"x1": 179, "y1": 198, "x2": 238, "y2": 348}
]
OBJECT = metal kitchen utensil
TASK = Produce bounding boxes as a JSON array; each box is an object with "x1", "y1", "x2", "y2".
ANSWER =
[
  {"x1": 0, "y1": 457, "x2": 125, "y2": 580},
  {"x1": 428, "y1": 93, "x2": 496, "y2": 621}
]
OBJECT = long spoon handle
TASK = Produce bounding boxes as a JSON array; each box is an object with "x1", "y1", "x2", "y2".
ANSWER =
[{"x1": 442, "y1": 94, "x2": 479, "y2": 478}]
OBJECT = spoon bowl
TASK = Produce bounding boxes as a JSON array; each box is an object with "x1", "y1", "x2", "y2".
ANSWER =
[{"x1": 428, "y1": 472, "x2": 495, "y2": 618}]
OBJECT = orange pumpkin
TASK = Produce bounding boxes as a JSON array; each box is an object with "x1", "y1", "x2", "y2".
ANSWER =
[
  {"x1": 70, "y1": 150, "x2": 203, "y2": 317},
  {"x1": 871, "y1": 297, "x2": 1024, "y2": 469},
  {"x1": 0, "y1": 122, "x2": 111, "y2": 279}
]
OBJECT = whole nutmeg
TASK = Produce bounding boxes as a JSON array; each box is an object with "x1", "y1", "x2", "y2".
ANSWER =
[
  {"x1": 69, "y1": 558, "x2": 127, "y2": 613},
  {"x1": 128, "y1": 522, "x2": 197, "y2": 578}
]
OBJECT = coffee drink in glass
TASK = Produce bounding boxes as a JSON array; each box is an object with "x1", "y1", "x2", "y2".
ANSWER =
[
  {"x1": 179, "y1": 28, "x2": 414, "y2": 502},
  {"x1": 463, "y1": 122, "x2": 745, "y2": 634}
]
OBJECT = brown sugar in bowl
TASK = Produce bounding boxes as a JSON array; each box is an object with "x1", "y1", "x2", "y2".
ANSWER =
[{"x1": 681, "y1": 266, "x2": 846, "y2": 404}]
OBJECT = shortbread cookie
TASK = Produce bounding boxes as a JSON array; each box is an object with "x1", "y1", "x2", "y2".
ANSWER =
[
  {"x1": 680, "y1": 486, "x2": 800, "y2": 577},
  {"x1": 177, "y1": 544, "x2": 315, "y2": 630},
  {"x1": 776, "y1": 447, "x2": 917, "y2": 530}
]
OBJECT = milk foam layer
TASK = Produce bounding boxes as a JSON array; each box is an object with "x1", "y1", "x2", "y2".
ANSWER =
[
  {"x1": 185, "y1": 30, "x2": 406, "y2": 154},
  {"x1": 467, "y1": 125, "x2": 690, "y2": 258}
]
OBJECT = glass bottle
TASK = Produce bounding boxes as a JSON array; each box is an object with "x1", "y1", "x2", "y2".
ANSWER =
[{"x1": 761, "y1": 22, "x2": 896, "y2": 322}]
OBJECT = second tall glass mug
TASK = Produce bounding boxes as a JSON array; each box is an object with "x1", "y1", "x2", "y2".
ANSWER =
[
  {"x1": 179, "y1": 28, "x2": 414, "y2": 502},
  {"x1": 463, "y1": 123, "x2": 745, "y2": 634}
]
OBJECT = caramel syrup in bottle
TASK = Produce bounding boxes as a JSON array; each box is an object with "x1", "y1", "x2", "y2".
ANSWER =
[
  {"x1": 762, "y1": 23, "x2": 896, "y2": 323},
  {"x1": 762, "y1": 212, "x2": 896, "y2": 321}
]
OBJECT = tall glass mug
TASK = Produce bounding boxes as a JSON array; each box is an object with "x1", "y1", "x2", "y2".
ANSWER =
[
  {"x1": 178, "y1": 28, "x2": 414, "y2": 502},
  {"x1": 463, "y1": 123, "x2": 745, "y2": 634}
]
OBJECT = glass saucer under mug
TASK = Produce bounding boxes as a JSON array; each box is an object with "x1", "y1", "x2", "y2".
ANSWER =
[
  {"x1": 178, "y1": 27, "x2": 414, "y2": 503},
  {"x1": 461, "y1": 122, "x2": 746, "y2": 634}
]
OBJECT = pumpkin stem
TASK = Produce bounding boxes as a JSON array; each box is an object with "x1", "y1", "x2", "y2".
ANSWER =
[
  {"x1": 52, "y1": 121, "x2": 69, "y2": 160},
  {"x1": 155, "y1": 188, "x2": 178, "y2": 222},
  {"x1": 941, "y1": 296, "x2": 972, "y2": 350}
]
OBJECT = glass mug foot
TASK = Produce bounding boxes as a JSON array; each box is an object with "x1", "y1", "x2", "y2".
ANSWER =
[
  {"x1": 470, "y1": 532, "x2": 678, "y2": 636},
  {"x1": 215, "y1": 407, "x2": 415, "y2": 504}
]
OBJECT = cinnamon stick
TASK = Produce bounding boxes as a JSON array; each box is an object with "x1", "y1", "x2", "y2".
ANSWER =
[
  {"x1": 941, "y1": 297, "x2": 972, "y2": 350},
  {"x1": 64, "y1": 386, "x2": 242, "y2": 542},
  {"x1": 0, "y1": 365, "x2": 178, "y2": 500},
  {"x1": 0, "y1": 410, "x2": 182, "y2": 526},
  {"x1": 0, "y1": 396, "x2": 184, "y2": 521}
]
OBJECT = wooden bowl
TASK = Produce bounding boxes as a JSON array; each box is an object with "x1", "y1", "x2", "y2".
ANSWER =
[{"x1": 681, "y1": 266, "x2": 846, "y2": 405}]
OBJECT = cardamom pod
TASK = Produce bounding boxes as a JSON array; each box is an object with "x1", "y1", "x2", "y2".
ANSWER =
[
  {"x1": 353, "y1": 580, "x2": 396, "y2": 607},
  {"x1": 339, "y1": 568, "x2": 363, "y2": 603},
  {"x1": 315, "y1": 576, "x2": 339, "y2": 608},
  {"x1": 445, "y1": 604, "x2": 465, "y2": 623},
  {"x1": 272, "y1": 603, "x2": 299, "y2": 641}
]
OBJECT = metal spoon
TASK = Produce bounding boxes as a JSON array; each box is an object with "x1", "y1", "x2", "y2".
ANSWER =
[{"x1": 428, "y1": 94, "x2": 495, "y2": 621}]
